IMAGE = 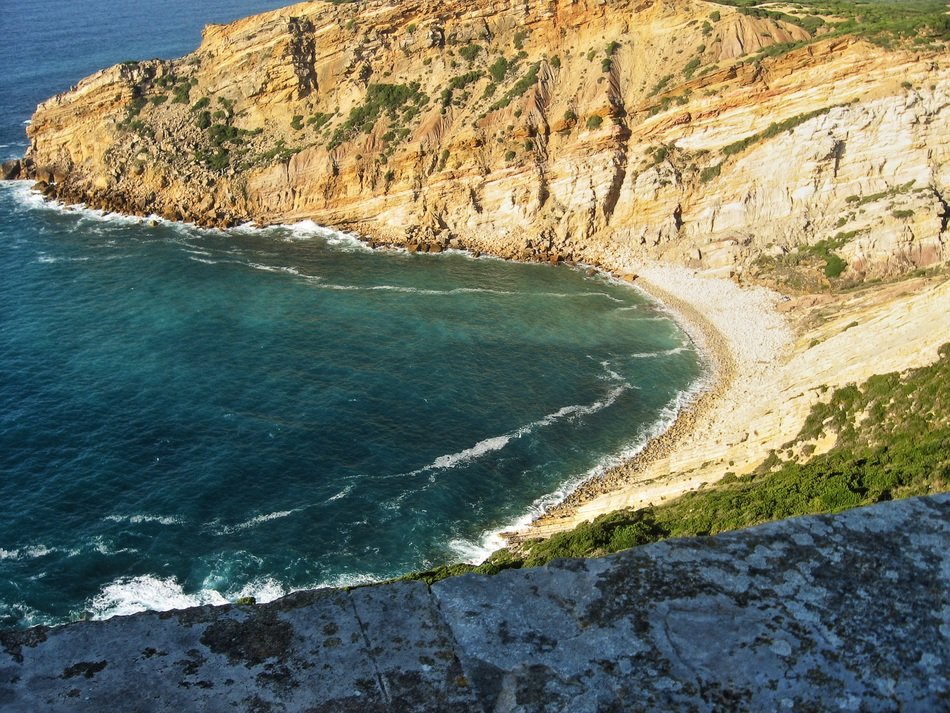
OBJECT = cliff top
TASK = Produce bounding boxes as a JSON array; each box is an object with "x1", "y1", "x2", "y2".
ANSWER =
[{"x1": 3, "y1": 494, "x2": 947, "y2": 711}]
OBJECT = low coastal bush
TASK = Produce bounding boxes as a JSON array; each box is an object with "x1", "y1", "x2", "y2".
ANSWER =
[
  {"x1": 459, "y1": 44, "x2": 481, "y2": 63},
  {"x1": 489, "y1": 57, "x2": 509, "y2": 83},
  {"x1": 711, "y1": 0, "x2": 949, "y2": 54},
  {"x1": 585, "y1": 115, "x2": 603, "y2": 130},
  {"x1": 699, "y1": 163, "x2": 721, "y2": 182},
  {"x1": 329, "y1": 82, "x2": 428, "y2": 149},
  {"x1": 487, "y1": 63, "x2": 541, "y2": 113},
  {"x1": 722, "y1": 106, "x2": 835, "y2": 156},
  {"x1": 399, "y1": 344, "x2": 950, "y2": 586}
]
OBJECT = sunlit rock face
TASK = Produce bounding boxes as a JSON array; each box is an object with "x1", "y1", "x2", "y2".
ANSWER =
[{"x1": 19, "y1": 0, "x2": 948, "y2": 278}]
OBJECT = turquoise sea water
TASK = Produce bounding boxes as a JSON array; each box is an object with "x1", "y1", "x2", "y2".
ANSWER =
[{"x1": 0, "y1": 1, "x2": 703, "y2": 628}]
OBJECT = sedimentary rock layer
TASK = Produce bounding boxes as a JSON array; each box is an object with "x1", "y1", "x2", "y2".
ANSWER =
[{"x1": 16, "y1": 0, "x2": 950, "y2": 278}]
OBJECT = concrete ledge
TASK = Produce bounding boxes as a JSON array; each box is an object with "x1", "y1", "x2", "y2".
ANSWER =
[{"x1": 2, "y1": 495, "x2": 948, "y2": 712}]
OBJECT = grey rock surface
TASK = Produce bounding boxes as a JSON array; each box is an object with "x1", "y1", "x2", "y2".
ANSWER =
[{"x1": 2, "y1": 495, "x2": 948, "y2": 712}]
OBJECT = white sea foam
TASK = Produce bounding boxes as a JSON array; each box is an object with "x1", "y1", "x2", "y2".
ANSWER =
[
  {"x1": 598, "y1": 360, "x2": 625, "y2": 383},
  {"x1": 229, "y1": 578, "x2": 287, "y2": 603},
  {"x1": 244, "y1": 261, "x2": 321, "y2": 281},
  {"x1": 88, "y1": 575, "x2": 230, "y2": 619},
  {"x1": 0, "y1": 545, "x2": 54, "y2": 561},
  {"x1": 317, "y1": 572, "x2": 379, "y2": 589},
  {"x1": 215, "y1": 508, "x2": 302, "y2": 535},
  {"x1": 189, "y1": 256, "x2": 220, "y2": 265},
  {"x1": 2, "y1": 181, "x2": 165, "y2": 228},
  {"x1": 406, "y1": 384, "x2": 629, "y2": 480},
  {"x1": 86, "y1": 536, "x2": 138, "y2": 557},
  {"x1": 103, "y1": 513, "x2": 183, "y2": 526},
  {"x1": 629, "y1": 346, "x2": 690, "y2": 358},
  {"x1": 86, "y1": 571, "x2": 378, "y2": 621},
  {"x1": 327, "y1": 484, "x2": 353, "y2": 502},
  {"x1": 276, "y1": 219, "x2": 373, "y2": 251},
  {"x1": 312, "y1": 283, "x2": 627, "y2": 301},
  {"x1": 431, "y1": 435, "x2": 513, "y2": 470},
  {"x1": 448, "y1": 380, "x2": 707, "y2": 565}
]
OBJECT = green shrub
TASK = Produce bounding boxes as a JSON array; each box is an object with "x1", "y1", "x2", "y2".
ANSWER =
[
  {"x1": 700, "y1": 163, "x2": 722, "y2": 182},
  {"x1": 648, "y1": 74, "x2": 674, "y2": 96},
  {"x1": 823, "y1": 252, "x2": 847, "y2": 278},
  {"x1": 307, "y1": 112, "x2": 333, "y2": 131},
  {"x1": 684, "y1": 57, "x2": 701, "y2": 79},
  {"x1": 892, "y1": 209, "x2": 915, "y2": 219},
  {"x1": 449, "y1": 71, "x2": 482, "y2": 90},
  {"x1": 505, "y1": 149, "x2": 517, "y2": 160},
  {"x1": 722, "y1": 106, "x2": 836, "y2": 156},
  {"x1": 489, "y1": 57, "x2": 509, "y2": 82},
  {"x1": 459, "y1": 44, "x2": 481, "y2": 63},
  {"x1": 191, "y1": 97, "x2": 210, "y2": 112},
  {"x1": 514, "y1": 30, "x2": 528, "y2": 50},
  {"x1": 171, "y1": 81, "x2": 192, "y2": 105},
  {"x1": 291, "y1": 115, "x2": 304, "y2": 131},
  {"x1": 487, "y1": 63, "x2": 540, "y2": 112},
  {"x1": 586, "y1": 115, "x2": 603, "y2": 129}
]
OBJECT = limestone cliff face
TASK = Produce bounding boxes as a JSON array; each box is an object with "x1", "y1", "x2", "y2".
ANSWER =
[{"x1": 20, "y1": 0, "x2": 950, "y2": 279}]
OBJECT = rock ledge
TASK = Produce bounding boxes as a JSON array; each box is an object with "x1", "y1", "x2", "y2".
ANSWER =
[{"x1": 2, "y1": 495, "x2": 947, "y2": 711}]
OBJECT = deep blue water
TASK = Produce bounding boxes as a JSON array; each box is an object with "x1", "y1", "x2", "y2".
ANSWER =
[{"x1": 0, "y1": 1, "x2": 703, "y2": 627}]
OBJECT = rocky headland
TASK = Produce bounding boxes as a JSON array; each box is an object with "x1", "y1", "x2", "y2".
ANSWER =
[{"x1": 6, "y1": 0, "x2": 947, "y2": 279}]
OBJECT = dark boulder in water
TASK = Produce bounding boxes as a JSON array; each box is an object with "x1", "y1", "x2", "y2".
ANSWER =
[{"x1": 1, "y1": 159, "x2": 21, "y2": 181}]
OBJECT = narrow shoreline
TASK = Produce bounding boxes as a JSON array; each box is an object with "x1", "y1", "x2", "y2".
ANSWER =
[
  {"x1": 517, "y1": 273, "x2": 739, "y2": 532},
  {"x1": 501, "y1": 261, "x2": 792, "y2": 545}
]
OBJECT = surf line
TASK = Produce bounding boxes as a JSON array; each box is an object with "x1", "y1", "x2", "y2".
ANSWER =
[{"x1": 390, "y1": 383, "x2": 632, "y2": 483}]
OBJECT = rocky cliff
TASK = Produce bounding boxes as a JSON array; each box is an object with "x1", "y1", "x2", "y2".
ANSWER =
[{"x1": 13, "y1": 0, "x2": 950, "y2": 280}]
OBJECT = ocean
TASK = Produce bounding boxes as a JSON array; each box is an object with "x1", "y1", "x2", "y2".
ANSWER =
[{"x1": 0, "y1": 0, "x2": 703, "y2": 628}]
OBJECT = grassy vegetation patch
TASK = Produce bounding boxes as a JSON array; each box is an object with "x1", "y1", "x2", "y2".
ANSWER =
[
  {"x1": 329, "y1": 83, "x2": 427, "y2": 149},
  {"x1": 586, "y1": 115, "x2": 603, "y2": 130},
  {"x1": 401, "y1": 344, "x2": 950, "y2": 585},
  {"x1": 712, "y1": 0, "x2": 949, "y2": 55},
  {"x1": 648, "y1": 74, "x2": 674, "y2": 97},
  {"x1": 722, "y1": 106, "x2": 836, "y2": 156},
  {"x1": 700, "y1": 163, "x2": 722, "y2": 182},
  {"x1": 487, "y1": 63, "x2": 540, "y2": 112}
]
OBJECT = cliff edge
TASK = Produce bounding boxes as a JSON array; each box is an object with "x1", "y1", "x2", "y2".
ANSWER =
[{"x1": 3, "y1": 495, "x2": 947, "y2": 711}]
